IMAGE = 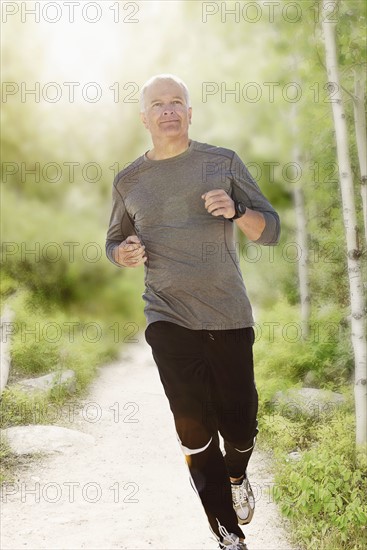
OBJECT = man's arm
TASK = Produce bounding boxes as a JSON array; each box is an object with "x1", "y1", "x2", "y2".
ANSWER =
[
  {"x1": 234, "y1": 208, "x2": 280, "y2": 245},
  {"x1": 230, "y1": 152, "x2": 280, "y2": 245},
  {"x1": 201, "y1": 189, "x2": 280, "y2": 245},
  {"x1": 201, "y1": 152, "x2": 280, "y2": 245},
  {"x1": 234, "y1": 208, "x2": 265, "y2": 242},
  {"x1": 105, "y1": 172, "x2": 148, "y2": 268}
]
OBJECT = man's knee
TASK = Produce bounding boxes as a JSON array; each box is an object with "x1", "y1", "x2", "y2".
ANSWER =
[
  {"x1": 232, "y1": 437, "x2": 256, "y2": 454},
  {"x1": 175, "y1": 415, "x2": 213, "y2": 455},
  {"x1": 217, "y1": 397, "x2": 258, "y2": 426},
  {"x1": 179, "y1": 435, "x2": 213, "y2": 456},
  {"x1": 224, "y1": 422, "x2": 259, "y2": 452}
]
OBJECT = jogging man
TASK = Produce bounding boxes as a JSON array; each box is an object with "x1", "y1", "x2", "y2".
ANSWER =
[{"x1": 105, "y1": 74, "x2": 280, "y2": 549}]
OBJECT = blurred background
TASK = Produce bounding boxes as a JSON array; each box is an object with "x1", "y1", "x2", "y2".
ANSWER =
[{"x1": 1, "y1": 2, "x2": 366, "y2": 548}]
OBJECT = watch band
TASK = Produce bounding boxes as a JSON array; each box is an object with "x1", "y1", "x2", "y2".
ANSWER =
[{"x1": 230, "y1": 201, "x2": 247, "y2": 221}]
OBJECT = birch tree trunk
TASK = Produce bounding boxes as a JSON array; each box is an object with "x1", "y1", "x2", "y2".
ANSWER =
[
  {"x1": 290, "y1": 94, "x2": 310, "y2": 340},
  {"x1": 353, "y1": 71, "x2": 367, "y2": 245},
  {"x1": 0, "y1": 306, "x2": 15, "y2": 395},
  {"x1": 293, "y1": 185, "x2": 310, "y2": 339},
  {"x1": 322, "y1": 0, "x2": 367, "y2": 447}
]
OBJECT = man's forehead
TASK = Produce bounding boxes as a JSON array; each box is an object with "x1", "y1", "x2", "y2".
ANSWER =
[{"x1": 145, "y1": 80, "x2": 185, "y2": 100}]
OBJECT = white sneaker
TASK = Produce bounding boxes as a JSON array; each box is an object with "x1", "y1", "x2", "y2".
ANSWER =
[
  {"x1": 231, "y1": 475, "x2": 255, "y2": 525},
  {"x1": 219, "y1": 531, "x2": 248, "y2": 549}
]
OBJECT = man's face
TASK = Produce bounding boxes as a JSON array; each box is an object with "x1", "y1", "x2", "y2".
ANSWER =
[{"x1": 140, "y1": 79, "x2": 192, "y2": 140}]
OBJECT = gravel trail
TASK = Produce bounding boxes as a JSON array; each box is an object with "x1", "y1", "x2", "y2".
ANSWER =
[{"x1": 1, "y1": 334, "x2": 296, "y2": 550}]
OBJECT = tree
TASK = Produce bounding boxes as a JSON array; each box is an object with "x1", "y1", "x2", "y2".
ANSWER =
[
  {"x1": 322, "y1": 0, "x2": 366, "y2": 447},
  {"x1": 353, "y1": 68, "x2": 367, "y2": 244}
]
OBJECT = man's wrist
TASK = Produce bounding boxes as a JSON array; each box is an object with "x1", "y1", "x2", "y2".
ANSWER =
[
  {"x1": 230, "y1": 200, "x2": 247, "y2": 220},
  {"x1": 113, "y1": 245, "x2": 123, "y2": 265}
]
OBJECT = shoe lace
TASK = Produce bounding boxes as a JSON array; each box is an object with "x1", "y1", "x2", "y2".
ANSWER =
[
  {"x1": 217, "y1": 523, "x2": 243, "y2": 549},
  {"x1": 232, "y1": 481, "x2": 248, "y2": 508}
]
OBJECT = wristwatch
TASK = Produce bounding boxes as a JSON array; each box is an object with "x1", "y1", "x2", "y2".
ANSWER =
[{"x1": 229, "y1": 200, "x2": 247, "y2": 220}]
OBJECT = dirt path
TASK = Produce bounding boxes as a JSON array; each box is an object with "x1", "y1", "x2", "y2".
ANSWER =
[{"x1": 1, "y1": 333, "x2": 295, "y2": 550}]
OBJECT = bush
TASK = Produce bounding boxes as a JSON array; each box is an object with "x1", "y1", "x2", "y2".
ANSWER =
[
  {"x1": 258, "y1": 411, "x2": 308, "y2": 452},
  {"x1": 1, "y1": 288, "x2": 123, "y2": 431},
  {"x1": 253, "y1": 299, "x2": 353, "y2": 405},
  {"x1": 0, "y1": 386, "x2": 50, "y2": 429},
  {"x1": 1, "y1": 188, "x2": 145, "y2": 318},
  {"x1": 253, "y1": 298, "x2": 363, "y2": 550},
  {"x1": 272, "y1": 412, "x2": 367, "y2": 550}
]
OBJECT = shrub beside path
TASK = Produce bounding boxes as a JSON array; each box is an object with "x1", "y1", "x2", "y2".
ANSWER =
[{"x1": 1, "y1": 333, "x2": 295, "y2": 550}]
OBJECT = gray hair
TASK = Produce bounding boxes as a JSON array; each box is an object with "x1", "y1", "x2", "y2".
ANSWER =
[{"x1": 140, "y1": 73, "x2": 191, "y2": 112}]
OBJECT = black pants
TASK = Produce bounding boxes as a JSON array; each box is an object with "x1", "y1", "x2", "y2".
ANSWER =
[{"x1": 144, "y1": 321, "x2": 258, "y2": 541}]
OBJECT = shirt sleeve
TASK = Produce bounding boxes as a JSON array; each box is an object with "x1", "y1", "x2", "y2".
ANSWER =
[
  {"x1": 105, "y1": 175, "x2": 137, "y2": 267},
  {"x1": 229, "y1": 152, "x2": 281, "y2": 245}
]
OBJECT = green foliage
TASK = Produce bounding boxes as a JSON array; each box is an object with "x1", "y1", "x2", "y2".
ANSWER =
[
  {"x1": 258, "y1": 412, "x2": 309, "y2": 452},
  {"x1": 272, "y1": 413, "x2": 367, "y2": 550},
  {"x1": 254, "y1": 299, "x2": 353, "y2": 409},
  {"x1": 337, "y1": 0, "x2": 367, "y2": 65},
  {"x1": 0, "y1": 386, "x2": 50, "y2": 429},
  {"x1": 0, "y1": 272, "x2": 17, "y2": 303},
  {"x1": 7, "y1": 292, "x2": 58, "y2": 376},
  {"x1": 0, "y1": 437, "x2": 18, "y2": 484},
  {"x1": 16, "y1": 288, "x2": 120, "y2": 369},
  {"x1": 0, "y1": 287, "x2": 124, "y2": 431},
  {"x1": 12, "y1": 339, "x2": 60, "y2": 376},
  {"x1": 2, "y1": 189, "x2": 110, "y2": 305},
  {"x1": 1, "y1": 187, "x2": 146, "y2": 325}
]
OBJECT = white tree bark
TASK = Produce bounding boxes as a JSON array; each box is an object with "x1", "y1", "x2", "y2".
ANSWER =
[
  {"x1": 290, "y1": 93, "x2": 310, "y2": 340},
  {"x1": 293, "y1": 185, "x2": 310, "y2": 339},
  {"x1": 322, "y1": 0, "x2": 367, "y2": 447},
  {"x1": 353, "y1": 71, "x2": 367, "y2": 245},
  {"x1": 0, "y1": 305, "x2": 15, "y2": 395}
]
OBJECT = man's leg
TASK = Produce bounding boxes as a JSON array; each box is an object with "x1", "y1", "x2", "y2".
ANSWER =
[
  {"x1": 144, "y1": 321, "x2": 244, "y2": 541},
  {"x1": 204, "y1": 327, "x2": 258, "y2": 493}
]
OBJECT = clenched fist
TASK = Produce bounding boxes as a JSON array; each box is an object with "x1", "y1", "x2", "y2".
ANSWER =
[
  {"x1": 113, "y1": 236, "x2": 147, "y2": 267},
  {"x1": 201, "y1": 189, "x2": 236, "y2": 219}
]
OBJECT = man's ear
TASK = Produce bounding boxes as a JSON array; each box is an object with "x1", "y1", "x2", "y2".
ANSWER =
[
  {"x1": 140, "y1": 112, "x2": 149, "y2": 129},
  {"x1": 188, "y1": 107, "x2": 193, "y2": 125}
]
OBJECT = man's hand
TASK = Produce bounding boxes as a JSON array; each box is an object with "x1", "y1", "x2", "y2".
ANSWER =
[
  {"x1": 202, "y1": 189, "x2": 266, "y2": 240},
  {"x1": 201, "y1": 189, "x2": 236, "y2": 219},
  {"x1": 113, "y1": 236, "x2": 147, "y2": 267}
]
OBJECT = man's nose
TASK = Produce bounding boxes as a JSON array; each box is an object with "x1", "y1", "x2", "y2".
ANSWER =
[{"x1": 163, "y1": 104, "x2": 175, "y2": 115}]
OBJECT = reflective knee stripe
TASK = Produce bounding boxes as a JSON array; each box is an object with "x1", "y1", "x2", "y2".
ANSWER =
[
  {"x1": 181, "y1": 437, "x2": 212, "y2": 455},
  {"x1": 176, "y1": 432, "x2": 213, "y2": 455},
  {"x1": 234, "y1": 434, "x2": 257, "y2": 453},
  {"x1": 234, "y1": 444, "x2": 254, "y2": 453}
]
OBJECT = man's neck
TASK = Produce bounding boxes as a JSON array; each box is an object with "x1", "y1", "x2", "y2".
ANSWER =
[{"x1": 147, "y1": 136, "x2": 191, "y2": 160}]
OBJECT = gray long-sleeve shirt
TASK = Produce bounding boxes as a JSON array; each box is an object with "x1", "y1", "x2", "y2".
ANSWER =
[{"x1": 106, "y1": 140, "x2": 280, "y2": 330}]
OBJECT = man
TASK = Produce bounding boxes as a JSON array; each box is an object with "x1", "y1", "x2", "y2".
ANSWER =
[{"x1": 105, "y1": 74, "x2": 280, "y2": 550}]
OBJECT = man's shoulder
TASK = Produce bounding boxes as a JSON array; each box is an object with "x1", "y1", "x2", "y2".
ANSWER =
[{"x1": 192, "y1": 140, "x2": 237, "y2": 161}]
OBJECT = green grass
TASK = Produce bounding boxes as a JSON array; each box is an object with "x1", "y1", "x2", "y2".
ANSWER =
[
  {"x1": 271, "y1": 413, "x2": 367, "y2": 550},
  {"x1": 0, "y1": 276, "x2": 145, "y2": 481},
  {"x1": 254, "y1": 300, "x2": 366, "y2": 550}
]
